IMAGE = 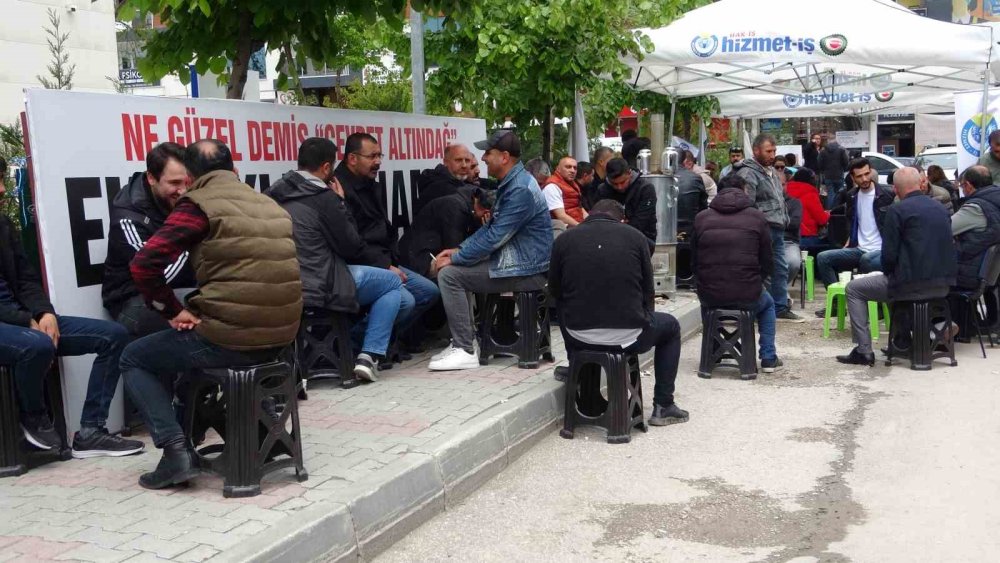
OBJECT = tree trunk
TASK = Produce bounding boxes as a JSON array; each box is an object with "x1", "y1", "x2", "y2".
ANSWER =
[
  {"x1": 541, "y1": 105, "x2": 554, "y2": 164},
  {"x1": 226, "y1": 9, "x2": 254, "y2": 99}
]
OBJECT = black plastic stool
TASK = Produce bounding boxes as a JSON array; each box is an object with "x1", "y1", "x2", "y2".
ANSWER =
[
  {"x1": 183, "y1": 360, "x2": 308, "y2": 497},
  {"x1": 697, "y1": 308, "x2": 758, "y2": 380},
  {"x1": 885, "y1": 299, "x2": 958, "y2": 370},
  {"x1": 295, "y1": 309, "x2": 357, "y2": 392},
  {"x1": 1, "y1": 365, "x2": 72, "y2": 477},
  {"x1": 560, "y1": 350, "x2": 647, "y2": 444},
  {"x1": 478, "y1": 291, "x2": 554, "y2": 368}
]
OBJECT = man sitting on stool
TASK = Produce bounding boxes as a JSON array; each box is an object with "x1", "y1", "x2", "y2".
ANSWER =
[
  {"x1": 690, "y1": 175, "x2": 782, "y2": 373},
  {"x1": 836, "y1": 167, "x2": 957, "y2": 366},
  {"x1": 549, "y1": 200, "x2": 688, "y2": 426}
]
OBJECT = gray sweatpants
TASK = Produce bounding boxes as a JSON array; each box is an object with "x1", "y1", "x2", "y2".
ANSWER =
[
  {"x1": 845, "y1": 274, "x2": 890, "y2": 354},
  {"x1": 437, "y1": 261, "x2": 546, "y2": 353}
]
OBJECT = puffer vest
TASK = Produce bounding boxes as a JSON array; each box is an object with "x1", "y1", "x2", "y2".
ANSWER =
[
  {"x1": 182, "y1": 170, "x2": 303, "y2": 350},
  {"x1": 956, "y1": 186, "x2": 1000, "y2": 289},
  {"x1": 544, "y1": 174, "x2": 585, "y2": 223}
]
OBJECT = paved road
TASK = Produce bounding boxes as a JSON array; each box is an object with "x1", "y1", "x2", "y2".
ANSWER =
[{"x1": 376, "y1": 316, "x2": 1000, "y2": 562}]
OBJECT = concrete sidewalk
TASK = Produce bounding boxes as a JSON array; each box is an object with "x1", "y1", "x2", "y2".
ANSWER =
[{"x1": 0, "y1": 293, "x2": 701, "y2": 563}]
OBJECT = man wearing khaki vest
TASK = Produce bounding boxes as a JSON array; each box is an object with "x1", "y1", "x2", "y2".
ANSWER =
[{"x1": 121, "y1": 139, "x2": 303, "y2": 490}]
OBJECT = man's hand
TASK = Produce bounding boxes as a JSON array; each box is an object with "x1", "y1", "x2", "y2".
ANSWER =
[
  {"x1": 328, "y1": 177, "x2": 345, "y2": 198},
  {"x1": 435, "y1": 255, "x2": 453, "y2": 271},
  {"x1": 389, "y1": 265, "x2": 408, "y2": 283},
  {"x1": 170, "y1": 309, "x2": 202, "y2": 331},
  {"x1": 37, "y1": 313, "x2": 59, "y2": 348},
  {"x1": 437, "y1": 248, "x2": 459, "y2": 259}
]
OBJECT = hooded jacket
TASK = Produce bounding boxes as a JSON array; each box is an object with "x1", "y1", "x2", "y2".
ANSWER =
[
  {"x1": 414, "y1": 164, "x2": 467, "y2": 217},
  {"x1": 335, "y1": 162, "x2": 397, "y2": 269},
  {"x1": 596, "y1": 171, "x2": 658, "y2": 251},
  {"x1": 102, "y1": 172, "x2": 196, "y2": 316},
  {"x1": 0, "y1": 215, "x2": 55, "y2": 326},
  {"x1": 786, "y1": 180, "x2": 829, "y2": 237},
  {"x1": 265, "y1": 170, "x2": 361, "y2": 313},
  {"x1": 733, "y1": 157, "x2": 788, "y2": 228},
  {"x1": 690, "y1": 188, "x2": 773, "y2": 309}
]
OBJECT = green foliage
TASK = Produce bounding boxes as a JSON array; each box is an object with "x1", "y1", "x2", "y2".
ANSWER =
[
  {"x1": 0, "y1": 122, "x2": 24, "y2": 163},
  {"x1": 330, "y1": 70, "x2": 413, "y2": 113},
  {"x1": 120, "y1": 0, "x2": 469, "y2": 99},
  {"x1": 37, "y1": 8, "x2": 76, "y2": 90}
]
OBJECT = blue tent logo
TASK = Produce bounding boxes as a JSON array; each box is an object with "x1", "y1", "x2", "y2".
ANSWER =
[
  {"x1": 691, "y1": 34, "x2": 719, "y2": 58},
  {"x1": 783, "y1": 95, "x2": 804, "y2": 109}
]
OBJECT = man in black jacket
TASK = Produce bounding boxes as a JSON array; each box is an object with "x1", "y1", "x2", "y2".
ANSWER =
[
  {"x1": 818, "y1": 137, "x2": 849, "y2": 209},
  {"x1": 398, "y1": 186, "x2": 494, "y2": 278},
  {"x1": 103, "y1": 142, "x2": 196, "y2": 336},
  {"x1": 413, "y1": 144, "x2": 473, "y2": 216},
  {"x1": 691, "y1": 175, "x2": 781, "y2": 373},
  {"x1": 836, "y1": 167, "x2": 958, "y2": 366},
  {"x1": 596, "y1": 158, "x2": 657, "y2": 251},
  {"x1": 268, "y1": 138, "x2": 404, "y2": 382},
  {"x1": 336, "y1": 133, "x2": 440, "y2": 348},
  {"x1": 802, "y1": 133, "x2": 821, "y2": 172},
  {"x1": 675, "y1": 152, "x2": 708, "y2": 238},
  {"x1": 549, "y1": 200, "x2": 688, "y2": 426},
  {"x1": 0, "y1": 187, "x2": 142, "y2": 457},
  {"x1": 583, "y1": 147, "x2": 614, "y2": 211}
]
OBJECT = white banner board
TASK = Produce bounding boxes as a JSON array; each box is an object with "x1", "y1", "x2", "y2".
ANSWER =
[
  {"x1": 954, "y1": 89, "x2": 1000, "y2": 173},
  {"x1": 23, "y1": 89, "x2": 487, "y2": 433},
  {"x1": 835, "y1": 130, "x2": 870, "y2": 149}
]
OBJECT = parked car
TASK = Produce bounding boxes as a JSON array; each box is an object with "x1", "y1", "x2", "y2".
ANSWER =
[
  {"x1": 895, "y1": 156, "x2": 916, "y2": 167},
  {"x1": 861, "y1": 151, "x2": 906, "y2": 185},
  {"x1": 914, "y1": 146, "x2": 958, "y2": 181}
]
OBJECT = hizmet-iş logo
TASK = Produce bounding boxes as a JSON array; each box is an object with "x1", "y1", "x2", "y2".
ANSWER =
[{"x1": 819, "y1": 34, "x2": 848, "y2": 56}]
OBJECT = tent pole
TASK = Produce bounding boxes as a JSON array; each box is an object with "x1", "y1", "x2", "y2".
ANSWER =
[
  {"x1": 699, "y1": 118, "x2": 707, "y2": 166},
  {"x1": 668, "y1": 99, "x2": 677, "y2": 148},
  {"x1": 980, "y1": 63, "x2": 991, "y2": 158}
]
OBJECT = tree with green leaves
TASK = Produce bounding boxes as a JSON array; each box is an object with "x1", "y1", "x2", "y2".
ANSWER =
[
  {"x1": 411, "y1": 0, "x2": 708, "y2": 160},
  {"x1": 119, "y1": 0, "x2": 467, "y2": 100},
  {"x1": 37, "y1": 8, "x2": 76, "y2": 90}
]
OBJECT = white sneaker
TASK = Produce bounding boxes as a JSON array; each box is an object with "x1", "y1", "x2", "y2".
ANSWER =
[
  {"x1": 428, "y1": 347, "x2": 480, "y2": 371},
  {"x1": 431, "y1": 340, "x2": 478, "y2": 362}
]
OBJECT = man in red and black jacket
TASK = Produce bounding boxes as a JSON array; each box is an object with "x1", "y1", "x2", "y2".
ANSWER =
[{"x1": 0, "y1": 169, "x2": 142, "y2": 458}]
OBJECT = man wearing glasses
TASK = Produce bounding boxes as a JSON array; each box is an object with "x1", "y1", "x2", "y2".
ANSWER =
[{"x1": 335, "y1": 133, "x2": 440, "y2": 354}]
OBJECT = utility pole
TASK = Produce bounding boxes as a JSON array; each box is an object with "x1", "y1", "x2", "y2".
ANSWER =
[{"x1": 410, "y1": 7, "x2": 425, "y2": 114}]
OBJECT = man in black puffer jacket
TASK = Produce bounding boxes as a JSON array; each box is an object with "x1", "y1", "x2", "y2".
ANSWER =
[
  {"x1": 413, "y1": 144, "x2": 473, "y2": 216},
  {"x1": 103, "y1": 142, "x2": 196, "y2": 336},
  {"x1": 596, "y1": 157, "x2": 658, "y2": 251},
  {"x1": 267, "y1": 138, "x2": 404, "y2": 382},
  {"x1": 691, "y1": 175, "x2": 782, "y2": 373}
]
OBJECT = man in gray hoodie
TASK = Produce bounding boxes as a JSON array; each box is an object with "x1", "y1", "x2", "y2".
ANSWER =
[{"x1": 734, "y1": 133, "x2": 803, "y2": 322}]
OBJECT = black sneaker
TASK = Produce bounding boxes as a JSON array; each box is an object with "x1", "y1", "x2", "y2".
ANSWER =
[
  {"x1": 553, "y1": 366, "x2": 569, "y2": 382},
  {"x1": 761, "y1": 358, "x2": 783, "y2": 373},
  {"x1": 354, "y1": 353, "x2": 380, "y2": 382},
  {"x1": 776, "y1": 310, "x2": 806, "y2": 323},
  {"x1": 21, "y1": 414, "x2": 61, "y2": 450},
  {"x1": 72, "y1": 428, "x2": 145, "y2": 459},
  {"x1": 648, "y1": 403, "x2": 689, "y2": 426},
  {"x1": 814, "y1": 308, "x2": 827, "y2": 319}
]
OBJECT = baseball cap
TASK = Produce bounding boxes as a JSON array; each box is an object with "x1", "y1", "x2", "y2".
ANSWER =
[{"x1": 474, "y1": 129, "x2": 521, "y2": 157}]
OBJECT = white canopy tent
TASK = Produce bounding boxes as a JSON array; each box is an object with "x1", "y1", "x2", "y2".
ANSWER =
[{"x1": 623, "y1": 0, "x2": 1000, "y2": 139}]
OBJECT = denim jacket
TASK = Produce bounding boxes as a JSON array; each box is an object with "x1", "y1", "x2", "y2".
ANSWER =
[{"x1": 453, "y1": 162, "x2": 552, "y2": 278}]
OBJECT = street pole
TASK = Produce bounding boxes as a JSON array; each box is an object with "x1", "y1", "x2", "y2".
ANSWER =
[{"x1": 410, "y1": 7, "x2": 426, "y2": 115}]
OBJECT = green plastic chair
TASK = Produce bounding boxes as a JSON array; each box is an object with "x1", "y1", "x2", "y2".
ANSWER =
[
  {"x1": 805, "y1": 256, "x2": 815, "y2": 302},
  {"x1": 822, "y1": 281, "x2": 891, "y2": 340}
]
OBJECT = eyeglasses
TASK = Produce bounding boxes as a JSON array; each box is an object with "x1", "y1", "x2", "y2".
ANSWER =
[
  {"x1": 775, "y1": 165, "x2": 785, "y2": 170},
  {"x1": 352, "y1": 152, "x2": 384, "y2": 160}
]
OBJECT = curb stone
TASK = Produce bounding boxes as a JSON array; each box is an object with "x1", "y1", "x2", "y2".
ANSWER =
[{"x1": 223, "y1": 298, "x2": 702, "y2": 562}]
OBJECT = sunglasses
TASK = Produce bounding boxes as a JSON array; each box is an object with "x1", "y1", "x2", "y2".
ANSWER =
[{"x1": 775, "y1": 165, "x2": 785, "y2": 170}]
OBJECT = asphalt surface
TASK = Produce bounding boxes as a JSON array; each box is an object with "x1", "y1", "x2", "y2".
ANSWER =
[{"x1": 374, "y1": 314, "x2": 1000, "y2": 562}]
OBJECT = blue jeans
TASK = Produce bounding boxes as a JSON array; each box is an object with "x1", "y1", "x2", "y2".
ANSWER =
[
  {"x1": 816, "y1": 247, "x2": 883, "y2": 287},
  {"x1": 823, "y1": 179, "x2": 844, "y2": 210},
  {"x1": 0, "y1": 316, "x2": 128, "y2": 428},
  {"x1": 755, "y1": 291, "x2": 777, "y2": 361},
  {"x1": 396, "y1": 266, "x2": 440, "y2": 331},
  {"x1": 120, "y1": 328, "x2": 279, "y2": 447},
  {"x1": 768, "y1": 227, "x2": 789, "y2": 313},
  {"x1": 348, "y1": 265, "x2": 403, "y2": 357},
  {"x1": 800, "y1": 235, "x2": 828, "y2": 252}
]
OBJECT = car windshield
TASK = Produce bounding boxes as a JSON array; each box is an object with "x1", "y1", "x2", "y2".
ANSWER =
[{"x1": 915, "y1": 152, "x2": 957, "y2": 170}]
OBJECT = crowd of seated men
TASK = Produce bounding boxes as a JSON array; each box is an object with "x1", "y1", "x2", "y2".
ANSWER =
[{"x1": 2, "y1": 125, "x2": 998, "y2": 492}]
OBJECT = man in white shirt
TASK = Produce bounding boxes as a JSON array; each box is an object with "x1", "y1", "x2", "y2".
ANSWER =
[{"x1": 814, "y1": 157, "x2": 896, "y2": 316}]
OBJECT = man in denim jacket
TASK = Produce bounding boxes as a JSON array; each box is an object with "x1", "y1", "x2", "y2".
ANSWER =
[{"x1": 429, "y1": 130, "x2": 552, "y2": 370}]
